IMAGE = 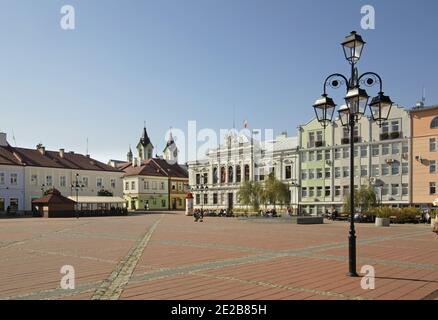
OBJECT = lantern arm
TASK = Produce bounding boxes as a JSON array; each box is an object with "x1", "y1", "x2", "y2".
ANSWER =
[
  {"x1": 356, "y1": 71, "x2": 383, "y2": 93},
  {"x1": 323, "y1": 73, "x2": 349, "y2": 95}
]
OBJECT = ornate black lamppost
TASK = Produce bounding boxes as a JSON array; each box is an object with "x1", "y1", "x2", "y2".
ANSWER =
[
  {"x1": 312, "y1": 31, "x2": 393, "y2": 277},
  {"x1": 70, "y1": 173, "x2": 85, "y2": 211}
]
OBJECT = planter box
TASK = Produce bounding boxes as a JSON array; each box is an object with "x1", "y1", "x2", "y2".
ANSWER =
[{"x1": 375, "y1": 217, "x2": 390, "y2": 227}]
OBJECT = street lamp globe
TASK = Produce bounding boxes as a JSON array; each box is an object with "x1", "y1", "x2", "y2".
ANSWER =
[
  {"x1": 341, "y1": 31, "x2": 366, "y2": 64},
  {"x1": 338, "y1": 104, "x2": 350, "y2": 127},
  {"x1": 313, "y1": 94, "x2": 336, "y2": 128},
  {"x1": 344, "y1": 87, "x2": 369, "y2": 117},
  {"x1": 369, "y1": 91, "x2": 393, "y2": 126}
]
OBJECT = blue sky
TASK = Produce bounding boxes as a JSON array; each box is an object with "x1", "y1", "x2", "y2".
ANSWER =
[{"x1": 0, "y1": 0, "x2": 436, "y2": 163}]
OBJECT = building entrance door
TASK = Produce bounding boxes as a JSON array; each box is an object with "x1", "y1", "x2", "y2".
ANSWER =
[{"x1": 172, "y1": 198, "x2": 177, "y2": 210}]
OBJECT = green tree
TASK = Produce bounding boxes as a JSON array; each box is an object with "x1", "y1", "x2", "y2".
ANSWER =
[
  {"x1": 238, "y1": 180, "x2": 261, "y2": 212},
  {"x1": 259, "y1": 173, "x2": 290, "y2": 210},
  {"x1": 342, "y1": 185, "x2": 377, "y2": 214}
]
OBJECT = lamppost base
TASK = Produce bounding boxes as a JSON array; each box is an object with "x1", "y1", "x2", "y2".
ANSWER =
[{"x1": 346, "y1": 271, "x2": 359, "y2": 277}]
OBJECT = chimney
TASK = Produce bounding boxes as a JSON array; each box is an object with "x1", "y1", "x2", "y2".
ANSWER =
[
  {"x1": 0, "y1": 132, "x2": 7, "y2": 147},
  {"x1": 59, "y1": 149, "x2": 65, "y2": 158},
  {"x1": 37, "y1": 144, "x2": 45, "y2": 155},
  {"x1": 132, "y1": 157, "x2": 138, "y2": 167}
]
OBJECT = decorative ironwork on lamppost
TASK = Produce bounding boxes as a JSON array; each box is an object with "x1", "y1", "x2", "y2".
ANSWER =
[
  {"x1": 312, "y1": 31, "x2": 393, "y2": 277},
  {"x1": 70, "y1": 173, "x2": 85, "y2": 211}
]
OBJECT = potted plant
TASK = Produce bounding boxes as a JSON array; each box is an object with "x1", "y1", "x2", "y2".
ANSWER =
[{"x1": 374, "y1": 207, "x2": 392, "y2": 227}]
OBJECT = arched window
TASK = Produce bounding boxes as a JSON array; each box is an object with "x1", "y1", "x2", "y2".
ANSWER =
[
  {"x1": 228, "y1": 166, "x2": 234, "y2": 183},
  {"x1": 236, "y1": 165, "x2": 241, "y2": 183},
  {"x1": 220, "y1": 167, "x2": 226, "y2": 183},
  {"x1": 431, "y1": 117, "x2": 438, "y2": 129},
  {"x1": 244, "y1": 165, "x2": 250, "y2": 181}
]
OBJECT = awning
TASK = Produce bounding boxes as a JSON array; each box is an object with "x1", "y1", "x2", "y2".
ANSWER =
[{"x1": 67, "y1": 196, "x2": 125, "y2": 204}]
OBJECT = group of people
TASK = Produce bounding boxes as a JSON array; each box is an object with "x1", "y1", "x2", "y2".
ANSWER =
[{"x1": 193, "y1": 209, "x2": 204, "y2": 222}]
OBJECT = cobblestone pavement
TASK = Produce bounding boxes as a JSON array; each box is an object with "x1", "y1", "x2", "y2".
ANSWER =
[{"x1": 1, "y1": 213, "x2": 437, "y2": 300}]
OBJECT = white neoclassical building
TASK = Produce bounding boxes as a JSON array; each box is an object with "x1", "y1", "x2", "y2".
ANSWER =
[{"x1": 187, "y1": 131, "x2": 300, "y2": 211}]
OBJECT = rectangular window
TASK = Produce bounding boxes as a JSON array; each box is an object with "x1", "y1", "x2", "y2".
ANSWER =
[
  {"x1": 213, "y1": 193, "x2": 218, "y2": 205},
  {"x1": 302, "y1": 187, "x2": 307, "y2": 198},
  {"x1": 342, "y1": 166, "x2": 349, "y2": 178},
  {"x1": 82, "y1": 177, "x2": 88, "y2": 188},
  {"x1": 203, "y1": 193, "x2": 208, "y2": 205},
  {"x1": 285, "y1": 166, "x2": 292, "y2": 179},
  {"x1": 308, "y1": 169, "x2": 315, "y2": 180},
  {"x1": 343, "y1": 148, "x2": 349, "y2": 159},
  {"x1": 334, "y1": 167, "x2": 341, "y2": 178},
  {"x1": 325, "y1": 186, "x2": 330, "y2": 197},
  {"x1": 392, "y1": 143, "x2": 400, "y2": 155},
  {"x1": 372, "y1": 145, "x2": 379, "y2": 156},
  {"x1": 0, "y1": 172, "x2": 4, "y2": 185},
  {"x1": 334, "y1": 148, "x2": 341, "y2": 160},
  {"x1": 402, "y1": 142, "x2": 409, "y2": 154},
  {"x1": 402, "y1": 163, "x2": 408, "y2": 175},
  {"x1": 196, "y1": 194, "x2": 200, "y2": 205},
  {"x1": 391, "y1": 120, "x2": 399, "y2": 133},
  {"x1": 430, "y1": 138, "x2": 436, "y2": 152},
  {"x1": 316, "y1": 131, "x2": 323, "y2": 145},
  {"x1": 402, "y1": 184, "x2": 408, "y2": 196},
  {"x1": 144, "y1": 181, "x2": 149, "y2": 189},
  {"x1": 46, "y1": 175, "x2": 52, "y2": 187},
  {"x1": 381, "y1": 121, "x2": 389, "y2": 134},
  {"x1": 431, "y1": 160, "x2": 436, "y2": 174},
  {"x1": 382, "y1": 144, "x2": 389, "y2": 155},
  {"x1": 31, "y1": 174, "x2": 38, "y2": 186},
  {"x1": 10, "y1": 173, "x2": 18, "y2": 185},
  {"x1": 361, "y1": 165, "x2": 367, "y2": 177},
  {"x1": 360, "y1": 146, "x2": 367, "y2": 158},
  {"x1": 97, "y1": 178, "x2": 103, "y2": 188},
  {"x1": 316, "y1": 187, "x2": 322, "y2": 197},
  {"x1": 325, "y1": 150, "x2": 331, "y2": 160},
  {"x1": 162, "y1": 199, "x2": 166, "y2": 207},
  {"x1": 354, "y1": 146, "x2": 359, "y2": 157},
  {"x1": 391, "y1": 162, "x2": 400, "y2": 175},
  {"x1": 111, "y1": 179, "x2": 116, "y2": 189},
  {"x1": 301, "y1": 152, "x2": 307, "y2": 162},
  {"x1": 60, "y1": 176, "x2": 66, "y2": 188},
  {"x1": 316, "y1": 168, "x2": 323, "y2": 179},
  {"x1": 152, "y1": 181, "x2": 157, "y2": 190},
  {"x1": 301, "y1": 171, "x2": 307, "y2": 180},
  {"x1": 430, "y1": 182, "x2": 436, "y2": 195},
  {"x1": 335, "y1": 186, "x2": 341, "y2": 196},
  {"x1": 372, "y1": 165, "x2": 379, "y2": 177},
  {"x1": 343, "y1": 185, "x2": 350, "y2": 196},
  {"x1": 316, "y1": 151, "x2": 323, "y2": 161},
  {"x1": 125, "y1": 182, "x2": 129, "y2": 190},
  {"x1": 308, "y1": 132, "x2": 315, "y2": 148},
  {"x1": 131, "y1": 181, "x2": 135, "y2": 190},
  {"x1": 391, "y1": 184, "x2": 399, "y2": 196},
  {"x1": 325, "y1": 169, "x2": 330, "y2": 179},
  {"x1": 382, "y1": 164, "x2": 390, "y2": 176},
  {"x1": 309, "y1": 187, "x2": 315, "y2": 197},
  {"x1": 160, "y1": 182, "x2": 165, "y2": 190},
  {"x1": 309, "y1": 151, "x2": 315, "y2": 161}
]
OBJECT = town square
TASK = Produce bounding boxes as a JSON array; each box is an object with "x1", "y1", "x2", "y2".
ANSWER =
[{"x1": 0, "y1": 0, "x2": 438, "y2": 309}]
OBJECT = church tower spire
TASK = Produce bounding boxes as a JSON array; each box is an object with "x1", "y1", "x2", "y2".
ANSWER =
[
  {"x1": 163, "y1": 128, "x2": 178, "y2": 163},
  {"x1": 137, "y1": 125, "x2": 154, "y2": 161}
]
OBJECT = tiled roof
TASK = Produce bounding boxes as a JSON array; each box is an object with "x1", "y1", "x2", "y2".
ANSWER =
[
  {"x1": 0, "y1": 145, "x2": 121, "y2": 172},
  {"x1": 32, "y1": 189, "x2": 76, "y2": 204},
  {"x1": 122, "y1": 158, "x2": 188, "y2": 179}
]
